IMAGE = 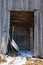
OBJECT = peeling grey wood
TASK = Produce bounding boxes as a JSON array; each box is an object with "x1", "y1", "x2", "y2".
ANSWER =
[
  {"x1": 2, "y1": 10, "x2": 8, "y2": 42},
  {"x1": 30, "y1": 0, "x2": 40, "y2": 10},
  {"x1": 0, "y1": 0, "x2": 2, "y2": 10},
  {"x1": 1, "y1": 10, "x2": 10, "y2": 54},
  {"x1": 34, "y1": 11, "x2": 40, "y2": 56},
  {"x1": 6, "y1": 11, "x2": 10, "y2": 44},
  {"x1": 0, "y1": 0, "x2": 2, "y2": 44},
  {"x1": 40, "y1": 0, "x2": 43, "y2": 10},
  {"x1": 40, "y1": 11, "x2": 43, "y2": 57},
  {"x1": 0, "y1": 0, "x2": 8, "y2": 54},
  {"x1": 2, "y1": 0, "x2": 7, "y2": 42},
  {"x1": 20, "y1": 0, "x2": 23, "y2": 9},
  {"x1": 30, "y1": 27, "x2": 34, "y2": 51},
  {"x1": 0, "y1": 12, "x2": 1, "y2": 43},
  {"x1": 5, "y1": 0, "x2": 41, "y2": 11},
  {"x1": 8, "y1": 0, "x2": 13, "y2": 10},
  {"x1": 2, "y1": 0, "x2": 7, "y2": 10},
  {"x1": 35, "y1": 0, "x2": 40, "y2": 9},
  {"x1": 29, "y1": 0, "x2": 35, "y2": 10},
  {"x1": 22, "y1": 0, "x2": 29, "y2": 10},
  {"x1": 8, "y1": 0, "x2": 30, "y2": 10}
]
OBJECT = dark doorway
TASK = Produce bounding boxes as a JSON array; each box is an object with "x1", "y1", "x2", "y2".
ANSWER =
[{"x1": 10, "y1": 11, "x2": 34, "y2": 51}]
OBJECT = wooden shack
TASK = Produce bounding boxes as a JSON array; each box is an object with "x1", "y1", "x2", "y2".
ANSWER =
[{"x1": 0, "y1": 0, "x2": 43, "y2": 57}]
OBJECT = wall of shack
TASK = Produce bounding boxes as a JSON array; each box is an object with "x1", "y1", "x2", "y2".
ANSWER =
[{"x1": 0, "y1": 0, "x2": 43, "y2": 57}]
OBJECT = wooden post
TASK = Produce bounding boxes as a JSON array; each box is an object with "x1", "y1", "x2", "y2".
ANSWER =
[
  {"x1": 34, "y1": 11, "x2": 40, "y2": 57},
  {"x1": 30, "y1": 27, "x2": 34, "y2": 51},
  {"x1": 40, "y1": 11, "x2": 43, "y2": 57},
  {"x1": 0, "y1": 0, "x2": 1, "y2": 43}
]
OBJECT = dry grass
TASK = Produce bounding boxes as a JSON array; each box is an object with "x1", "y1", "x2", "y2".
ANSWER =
[
  {"x1": 0, "y1": 54, "x2": 6, "y2": 63},
  {"x1": 24, "y1": 57, "x2": 43, "y2": 65}
]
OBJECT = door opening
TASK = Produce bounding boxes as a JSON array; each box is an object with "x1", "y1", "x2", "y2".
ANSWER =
[{"x1": 10, "y1": 11, "x2": 34, "y2": 53}]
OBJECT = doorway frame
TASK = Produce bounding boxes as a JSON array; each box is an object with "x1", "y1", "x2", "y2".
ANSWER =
[{"x1": 7, "y1": 10, "x2": 40, "y2": 57}]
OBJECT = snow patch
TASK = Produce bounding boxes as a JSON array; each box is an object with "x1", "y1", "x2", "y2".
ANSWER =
[
  {"x1": 18, "y1": 51, "x2": 34, "y2": 57},
  {"x1": 0, "y1": 56, "x2": 27, "y2": 65}
]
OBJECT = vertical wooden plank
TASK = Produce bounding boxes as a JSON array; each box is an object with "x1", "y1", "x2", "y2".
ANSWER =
[
  {"x1": 40, "y1": 11, "x2": 43, "y2": 57},
  {"x1": 35, "y1": 0, "x2": 40, "y2": 9},
  {"x1": 14, "y1": 0, "x2": 22, "y2": 10},
  {"x1": 1, "y1": 0, "x2": 3, "y2": 43},
  {"x1": 8, "y1": 0, "x2": 13, "y2": 10},
  {"x1": 13, "y1": 0, "x2": 16, "y2": 10},
  {"x1": 1, "y1": 10, "x2": 7, "y2": 54},
  {"x1": 0, "y1": 0, "x2": 2, "y2": 47},
  {"x1": 30, "y1": 27, "x2": 34, "y2": 51},
  {"x1": 40, "y1": 0, "x2": 43, "y2": 10},
  {"x1": 30, "y1": 0, "x2": 35, "y2": 10},
  {"x1": 30, "y1": 0, "x2": 40, "y2": 10},
  {"x1": 2, "y1": 0, "x2": 7, "y2": 10},
  {"x1": 16, "y1": 0, "x2": 19, "y2": 10},
  {"x1": 21, "y1": 0, "x2": 24, "y2": 10},
  {"x1": 17, "y1": 0, "x2": 21, "y2": 10},
  {"x1": 2, "y1": 0, "x2": 7, "y2": 42},
  {"x1": 7, "y1": 10, "x2": 10, "y2": 44},
  {"x1": 14, "y1": 0, "x2": 23, "y2": 10},
  {"x1": 0, "y1": 0, "x2": 2, "y2": 43},
  {"x1": 0, "y1": 0, "x2": 8, "y2": 54},
  {"x1": 34, "y1": 11, "x2": 40, "y2": 57},
  {"x1": 0, "y1": 0, "x2": 2, "y2": 10},
  {"x1": 18, "y1": 0, "x2": 22, "y2": 10},
  {"x1": 26, "y1": 0, "x2": 30, "y2": 10},
  {"x1": 0, "y1": 12, "x2": 1, "y2": 43},
  {"x1": 7, "y1": 0, "x2": 30, "y2": 10},
  {"x1": 23, "y1": 0, "x2": 29, "y2": 10},
  {"x1": 15, "y1": 0, "x2": 19, "y2": 10},
  {"x1": 13, "y1": 0, "x2": 16, "y2": 9}
]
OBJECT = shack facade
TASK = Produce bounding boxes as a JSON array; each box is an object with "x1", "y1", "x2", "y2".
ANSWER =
[{"x1": 0, "y1": 0, "x2": 43, "y2": 57}]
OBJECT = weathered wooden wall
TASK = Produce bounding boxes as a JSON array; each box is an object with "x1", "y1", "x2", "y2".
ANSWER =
[{"x1": 0, "y1": 0, "x2": 43, "y2": 57}]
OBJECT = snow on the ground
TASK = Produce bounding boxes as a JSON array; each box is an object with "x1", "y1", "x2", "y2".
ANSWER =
[
  {"x1": 0, "y1": 56, "x2": 27, "y2": 65},
  {"x1": 0, "y1": 55, "x2": 43, "y2": 65},
  {"x1": 0, "y1": 51, "x2": 43, "y2": 65},
  {"x1": 13, "y1": 57, "x2": 26, "y2": 65},
  {"x1": 18, "y1": 51, "x2": 34, "y2": 57}
]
